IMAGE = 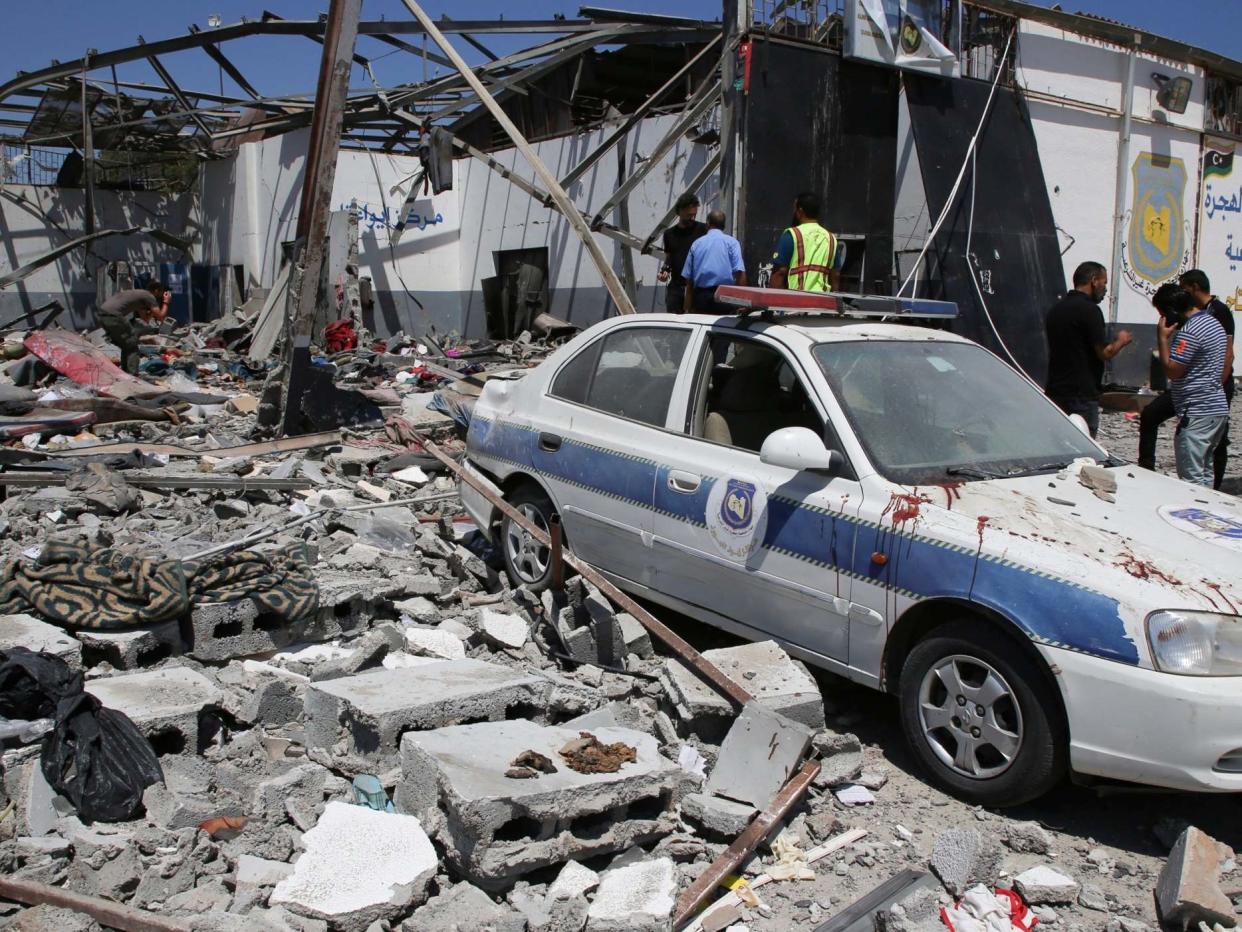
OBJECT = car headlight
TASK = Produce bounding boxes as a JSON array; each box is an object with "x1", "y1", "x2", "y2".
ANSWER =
[{"x1": 1146, "y1": 610, "x2": 1242, "y2": 676}]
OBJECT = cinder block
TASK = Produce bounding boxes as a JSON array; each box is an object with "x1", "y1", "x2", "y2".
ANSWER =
[
  {"x1": 77, "y1": 622, "x2": 183, "y2": 670},
  {"x1": 397, "y1": 720, "x2": 679, "y2": 889},
  {"x1": 304, "y1": 659, "x2": 549, "y2": 758},
  {"x1": 84, "y1": 666, "x2": 221, "y2": 754},
  {"x1": 187, "y1": 600, "x2": 339, "y2": 662}
]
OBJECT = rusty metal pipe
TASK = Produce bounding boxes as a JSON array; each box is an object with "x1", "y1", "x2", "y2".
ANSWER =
[
  {"x1": 421, "y1": 440, "x2": 752, "y2": 708},
  {"x1": 0, "y1": 876, "x2": 190, "y2": 932},
  {"x1": 549, "y1": 511, "x2": 565, "y2": 592},
  {"x1": 672, "y1": 759, "x2": 822, "y2": 928}
]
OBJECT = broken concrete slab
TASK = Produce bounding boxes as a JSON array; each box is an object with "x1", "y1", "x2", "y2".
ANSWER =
[
  {"x1": 304, "y1": 659, "x2": 548, "y2": 757},
  {"x1": 84, "y1": 665, "x2": 222, "y2": 752},
  {"x1": 661, "y1": 640, "x2": 825, "y2": 733},
  {"x1": 270, "y1": 801, "x2": 436, "y2": 932},
  {"x1": 403, "y1": 625, "x2": 467, "y2": 660},
  {"x1": 397, "y1": 720, "x2": 679, "y2": 889},
  {"x1": 705, "y1": 701, "x2": 813, "y2": 808},
  {"x1": 681, "y1": 792, "x2": 757, "y2": 836},
  {"x1": 548, "y1": 859, "x2": 600, "y2": 901},
  {"x1": 76, "y1": 621, "x2": 182, "y2": 670},
  {"x1": 236, "y1": 854, "x2": 294, "y2": 887},
  {"x1": 1155, "y1": 825, "x2": 1237, "y2": 930},
  {"x1": 0, "y1": 614, "x2": 82, "y2": 669},
  {"x1": 930, "y1": 828, "x2": 1003, "y2": 896},
  {"x1": 404, "y1": 882, "x2": 526, "y2": 932},
  {"x1": 480, "y1": 607, "x2": 530, "y2": 650},
  {"x1": 1003, "y1": 820, "x2": 1054, "y2": 855},
  {"x1": 585, "y1": 856, "x2": 676, "y2": 932},
  {"x1": 1013, "y1": 865, "x2": 1080, "y2": 904}
]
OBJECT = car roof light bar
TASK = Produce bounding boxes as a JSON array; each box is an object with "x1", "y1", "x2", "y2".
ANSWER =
[{"x1": 713, "y1": 285, "x2": 959, "y2": 320}]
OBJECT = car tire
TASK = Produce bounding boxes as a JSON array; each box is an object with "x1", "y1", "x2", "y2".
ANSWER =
[
  {"x1": 898, "y1": 620, "x2": 1066, "y2": 807},
  {"x1": 500, "y1": 484, "x2": 558, "y2": 592}
]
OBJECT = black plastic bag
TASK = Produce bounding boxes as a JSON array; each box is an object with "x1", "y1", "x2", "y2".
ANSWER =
[
  {"x1": 41, "y1": 692, "x2": 163, "y2": 823},
  {"x1": 0, "y1": 647, "x2": 83, "y2": 721}
]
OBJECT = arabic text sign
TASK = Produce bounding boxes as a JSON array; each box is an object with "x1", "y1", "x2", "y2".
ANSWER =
[
  {"x1": 1197, "y1": 136, "x2": 1242, "y2": 318},
  {"x1": 342, "y1": 201, "x2": 446, "y2": 240}
]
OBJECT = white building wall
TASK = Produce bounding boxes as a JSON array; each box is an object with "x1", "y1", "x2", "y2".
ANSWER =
[
  {"x1": 1015, "y1": 20, "x2": 1219, "y2": 351},
  {"x1": 0, "y1": 184, "x2": 199, "y2": 328},
  {"x1": 200, "y1": 112, "x2": 716, "y2": 337}
]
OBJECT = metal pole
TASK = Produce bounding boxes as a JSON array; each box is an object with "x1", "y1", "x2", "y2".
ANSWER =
[
  {"x1": 279, "y1": 0, "x2": 362, "y2": 436},
  {"x1": 614, "y1": 121, "x2": 638, "y2": 303},
  {"x1": 79, "y1": 57, "x2": 97, "y2": 236},
  {"x1": 398, "y1": 0, "x2": 638, "y2": 316},
  {"x1": 549, "y1": 512, "x2": 565, "y2": 591},
  {"x1": 1107, "y1": 37, "x2": 1138, "y2": 332},
  {"x1": 672, "y1": 760, "x2": 822, "y2": 928},
  {"x1": 0, "y1": 876, "x2": 190, "y2": 932}
]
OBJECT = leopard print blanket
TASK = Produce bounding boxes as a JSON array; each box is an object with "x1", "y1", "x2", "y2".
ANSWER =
[{"x1": 0, "y1": 539, "x2": 318, "y2": 630}]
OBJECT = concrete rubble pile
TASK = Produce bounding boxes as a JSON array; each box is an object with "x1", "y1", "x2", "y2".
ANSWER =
[{"x1": 0, "y1": 316, "x2": 1236, "y2": 932}]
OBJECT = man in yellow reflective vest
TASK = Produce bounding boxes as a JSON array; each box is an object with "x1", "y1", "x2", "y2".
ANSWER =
[{"x1": 768, "y1": 191, "x2": 844, "y2": 292}]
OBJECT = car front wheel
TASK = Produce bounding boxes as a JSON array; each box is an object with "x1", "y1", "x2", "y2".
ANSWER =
[
  {"x1": 898, "y1": 621, "x2": 1066, "y2": 806},
  {"x1": 500, "y1": 485, "x2": 557, "y2": 592}
]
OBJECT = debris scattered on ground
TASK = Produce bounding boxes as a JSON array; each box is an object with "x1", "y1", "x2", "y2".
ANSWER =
[
  {"x1": 559, "y1": 731, "x2": 639, "y2": 774},
  {"x1": 0, "y1": 320, "x2": 1234, "y2": 931}
]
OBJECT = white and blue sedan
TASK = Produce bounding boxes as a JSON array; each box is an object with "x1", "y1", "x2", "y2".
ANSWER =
[{"x1": 458, "y1": 287, "x2": 1242, "y2": 806}]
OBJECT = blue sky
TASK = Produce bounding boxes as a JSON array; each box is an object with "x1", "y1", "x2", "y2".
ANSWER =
[{"x1": 0, "y1": 0, "x2": 1239, "y2": 104}]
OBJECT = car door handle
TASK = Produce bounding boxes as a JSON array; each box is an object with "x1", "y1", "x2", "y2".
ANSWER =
[
  {"x1": 667, "y1": 470, "x2": 701, "y2": 494},
  {"x1": 538, "y1": 432, "x2": 562, "y2": 452}
]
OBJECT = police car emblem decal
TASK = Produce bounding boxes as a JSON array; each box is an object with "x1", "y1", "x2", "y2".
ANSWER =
[
  {"x1": 720, "y1": 480, "x2": 755, "y2": 530},
  {"x1": 706, "y1": 475, "x2": 768, "y2": 560},
  {"x1": 1158, "y1": 505, "x2": 1242, "y2": 552}
]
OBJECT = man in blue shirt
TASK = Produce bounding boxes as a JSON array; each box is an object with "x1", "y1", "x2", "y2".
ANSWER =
[{"x1": 682, "y1": 210, "x2": 746, "y2": 312}]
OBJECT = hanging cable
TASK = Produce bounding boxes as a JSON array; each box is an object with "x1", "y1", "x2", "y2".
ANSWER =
[{"x1": 897, "y1": 27, "x2": 1017, "y2": 298}]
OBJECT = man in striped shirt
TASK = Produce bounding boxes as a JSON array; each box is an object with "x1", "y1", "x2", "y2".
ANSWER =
[{"x1": 1158, "y1": 294, "x2": 1230, "y2": 486}]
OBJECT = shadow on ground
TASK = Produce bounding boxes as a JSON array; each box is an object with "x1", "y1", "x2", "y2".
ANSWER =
[{"x1": 646, "y1": 597, "x2": 1242, "y2": 861}]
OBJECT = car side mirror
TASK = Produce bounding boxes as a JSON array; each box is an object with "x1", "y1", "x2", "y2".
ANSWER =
[{"x1": 760, "y1": 427, "x2": 843, "y2": 473}]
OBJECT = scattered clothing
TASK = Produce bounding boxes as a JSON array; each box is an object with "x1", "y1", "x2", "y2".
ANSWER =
[{"x1": 325, "y1": 319, "x2": 359, "y2": 354}]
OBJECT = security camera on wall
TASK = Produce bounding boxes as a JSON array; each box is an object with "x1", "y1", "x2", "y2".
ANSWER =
[{"x1": 844, "y1": 0, "x2": 963, "y2": 78}]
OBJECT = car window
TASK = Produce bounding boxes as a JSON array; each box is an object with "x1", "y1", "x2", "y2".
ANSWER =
[
  {"x1": 688, "y1": 334, "x2": 842, "y2": 457},
  {"x1": 814, "y1": 340, "x2": 1103, "y2": 483},
  {"x1": 549, "y1": 326, "x2": 690, "y2": 428}
]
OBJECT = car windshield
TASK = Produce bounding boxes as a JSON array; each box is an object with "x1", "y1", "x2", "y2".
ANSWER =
[{"x1": 813, "y1": 339, "x2": 1104, "y2": 484}]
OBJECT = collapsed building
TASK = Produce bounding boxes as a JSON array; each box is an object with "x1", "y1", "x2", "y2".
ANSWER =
[{"x1": 0, "y1": 2, "x2": 1240, "y2": 931}]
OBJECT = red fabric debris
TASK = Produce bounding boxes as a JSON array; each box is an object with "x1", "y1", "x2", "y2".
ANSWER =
[
  {"x1": 23, "y1": 330, "x2": 155, "y2": 400},
  {"x1": 324, "y1": 320, "x2": 358, "y2": 354}
]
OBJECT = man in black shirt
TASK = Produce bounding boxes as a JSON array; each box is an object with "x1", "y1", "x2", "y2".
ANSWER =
[
  {"x1": 658, "y1": 193, "x2": 707, "y2": 313},
  {"x1": 1044, "y1": 261, "x2": 1132, "y2": 437}
]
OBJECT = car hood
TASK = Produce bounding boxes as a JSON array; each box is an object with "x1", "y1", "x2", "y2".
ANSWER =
[{"x1": 902, "y1": 465, "x2": 1242, "y2": 615}]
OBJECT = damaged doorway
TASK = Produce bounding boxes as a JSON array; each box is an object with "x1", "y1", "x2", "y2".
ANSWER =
[{"x1": 482, "y1": 247, "x2": 549, "y2": 340}]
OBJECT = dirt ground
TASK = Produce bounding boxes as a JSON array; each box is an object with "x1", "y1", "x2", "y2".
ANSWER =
[{"x1": 675, "y1": 401, "x2": 1242, "y2": 931}]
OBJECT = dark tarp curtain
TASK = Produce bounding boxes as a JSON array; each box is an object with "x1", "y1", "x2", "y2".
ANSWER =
[{"x1": 904, "y1": 75, "x2": 1065, "y2": 384}]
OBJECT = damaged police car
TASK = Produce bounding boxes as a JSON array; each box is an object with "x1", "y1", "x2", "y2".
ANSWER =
[{"x1": 458, "y1": 287, "x2": 1242, "y2": 806}]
